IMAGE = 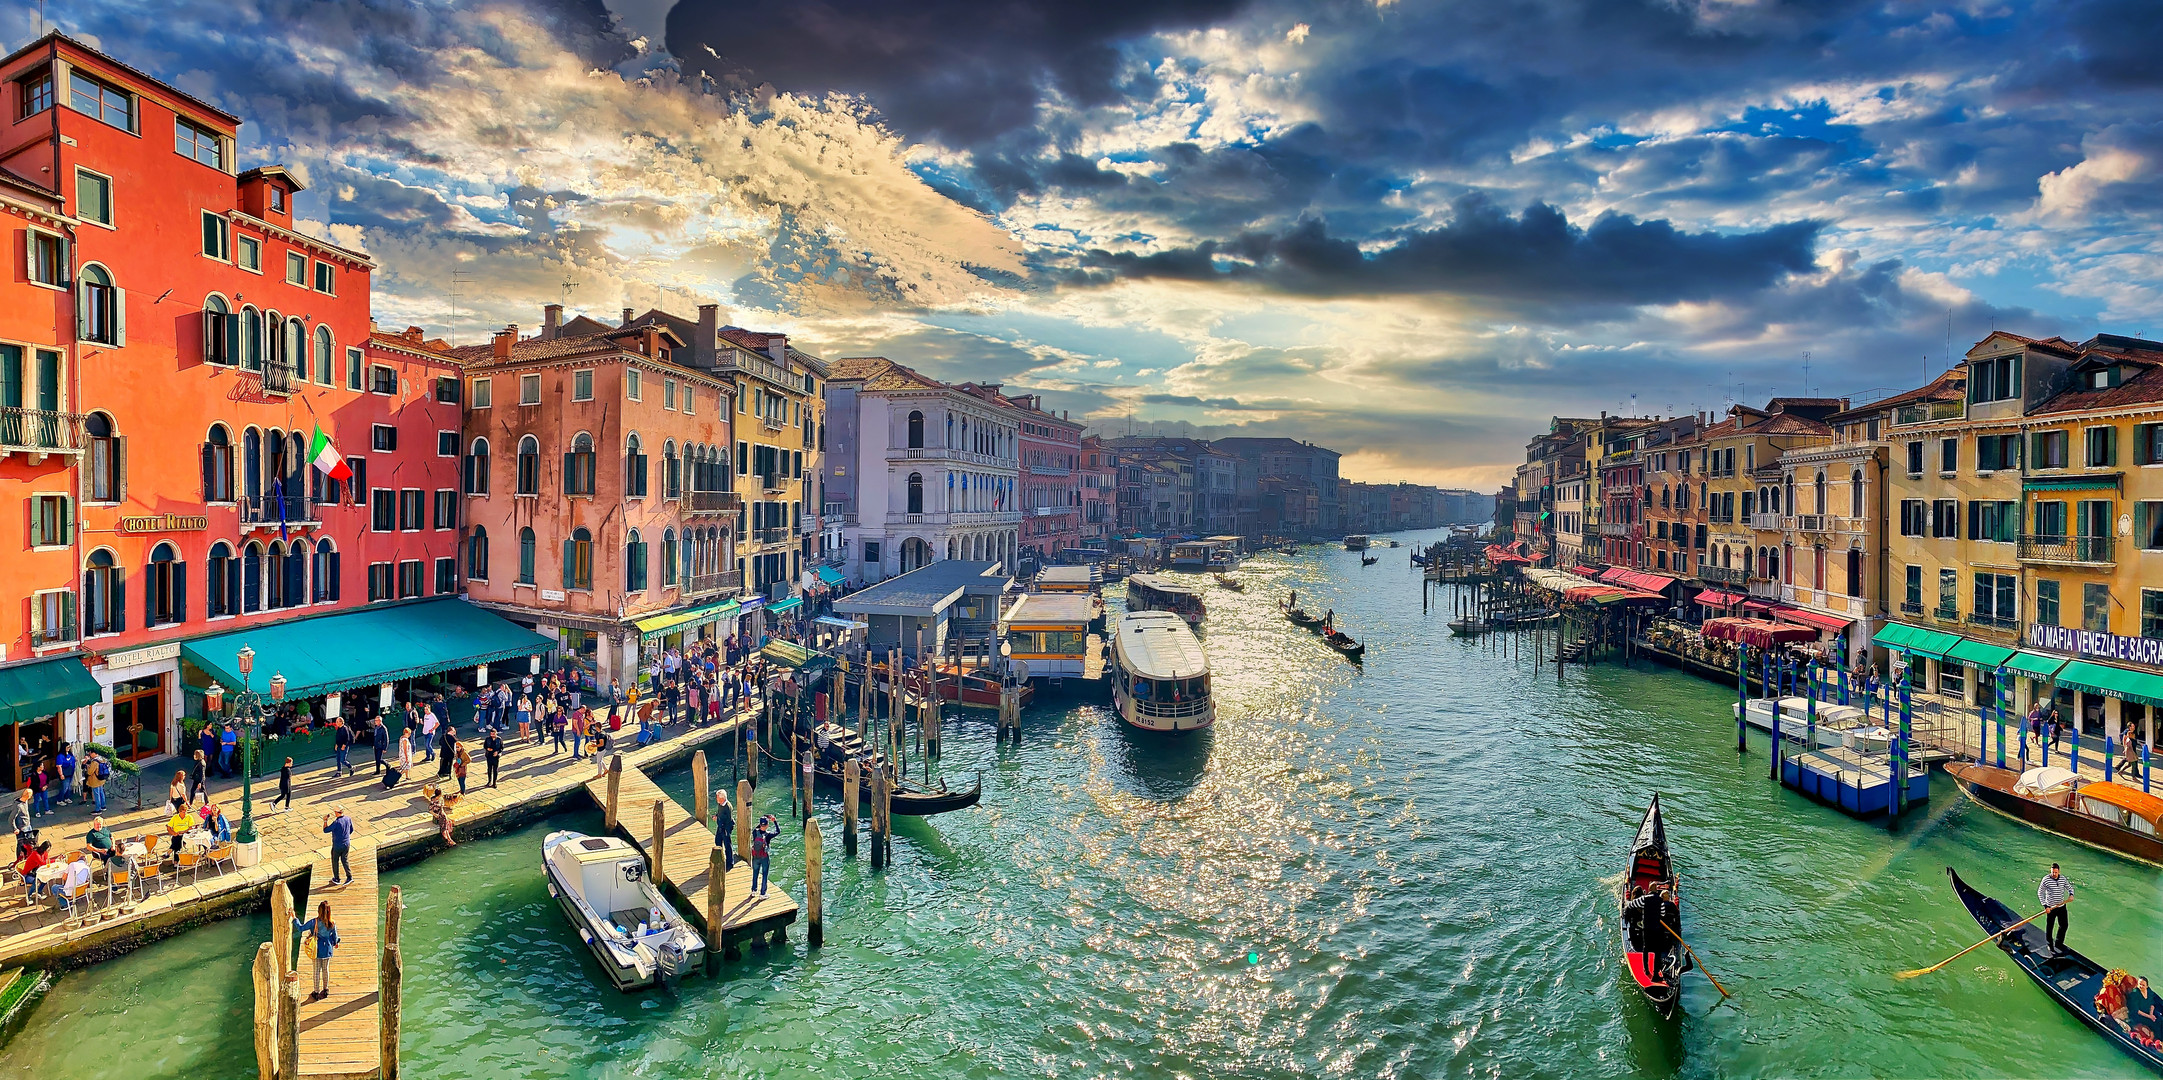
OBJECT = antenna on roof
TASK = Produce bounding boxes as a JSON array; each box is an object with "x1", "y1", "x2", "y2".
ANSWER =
[
  {"x1": 449, "y1": 269, "x2": 472, "y2": 347},
  {"x1": 561, "y1": 279, "x2": 579, "y2": 302},
  {"x1": 1801, "y1": 351, "x2": 1811, "y2": 396}
]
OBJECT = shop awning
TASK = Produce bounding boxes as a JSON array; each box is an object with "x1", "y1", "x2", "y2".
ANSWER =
[
  {"x1": 1768, "y1": 605, "x2": 1855, "y2": 633},
  {"x1": 1702, "y1": 618, "x2": 1817, "y2": 648},
  {"x1": 1872, "y1": 621, "x2": 1964, "y2": 660},
  {"x1": 2053, "y1": 660, "x2": 2163, "y2": 707},
  {"x1": 2023, "y1": 475, "x2": 2122, "y2": 493},
  {"x1": 1573, "y1": 565, "x2": 1602, "y2": 577},
  {"x1": 1946, "y1": 638, "x2": 2018, "y2": 668},
  {"x1": 634, "y1": 598, "x2": 742, "y2": 643},
  {"x1": 1599, "y1": 567, "x2": 1677, "y2": 594},
  {"x1": 180, "y1": 598, "x2": 556, "y2": 700},
  {"x1": 0, "y1": 655, "x2": 102, "y2": 727},
  {"x1": 2005, "y1": 650, "x2": 2071, "y2": 680},
  {"x1": 815, "y1": 566, "x2": 845, "y2": 587},
  {"x1": 769, "y1": 597, "x2": 804, "y2": 615},
  {"x1": 813, "y1": 616, "x2": 867, "y2": 630},
  {"x1": 1694, "y1": 590, "x2": 1744, "y2": 607}
]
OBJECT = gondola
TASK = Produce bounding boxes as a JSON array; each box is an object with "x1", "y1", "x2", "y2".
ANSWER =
[
  {"x1": 1410, "y1": 552, "x2": 1428, "y2": 566},
  {"x1": 1620, "y1": 796, "x2": 1688, "y2": 1016},
  {"x1": 1280, "y1": 594, "x2": 1322, "y2": 627},
  {"x1": 1322, "y1": 630, "x2": 1365, "y2": 660},
  {"x1": 1948, "y1": 867, "x2": 2163, "y2": 1072},
  {"x1": 1214, "y1": 574, "x2": 1244, "y2": 591},
  {"x1": 809, "y1": 724, "x2": 985, "y2": 816},
  {"x1": 1359, "y1": 554, "x2": 1379, "y2": 566}
]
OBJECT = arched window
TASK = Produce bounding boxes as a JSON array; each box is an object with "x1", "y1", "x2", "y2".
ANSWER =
[
  {"x1": 626, "y1": 528, "x2": 647, "y2": 591},
  {"x1": 242, "y1": 541, "x2": 264, "y2": 612},
  {"x1": 242, "y1": 426, "x2": 262, "y2": 503},
  {"x1": 207, "y1": 542, "x2": 237, "y2": 617},
  {"x1": 79, "y1": 264, "x2": 123, "y2": 345},
  {"x1": 662, "y1": 528, "x2": 678, "y2": 587},
  {"x1": 907, "y1": 472, "x2": 924, "y2": 514},
  {"x1": 283, "y1": 539, "x2": 308, "y2": 608},
  {"x1": 148, "y1": 541, "x2": 185, "y2": 626},
  {"x1": 312, "y1": 539, "x2": 339, "y2": 602},
  {"x1": 313, "y1": 324, "x2": 335, "y2": 385},
  {"x1": 907, "y1": 410, "x2": 925, "y2": 449},
  {"x1": 241, "y1": 306, "x2": 264, "y2": 370},
  {"x1": 282, "y1": 317, "x2": 306, "y2": 380},
  {"x1": 467, "y1": 526, "x2": 489, "y2": 581},
  {"x1": 202, "y1": 424, "x2": 233, "y2": 502},
  {"x1": 203, "y1": 295, "x2": 233, "y2": 365},
  {"x1": 1660, "y1": 485, "x2": 1670, "y2": 509},
  {"x1": 85, "y1": 413, "x2": 121, "y2": 502},
  {"x1": 565, "y1": 433, "x2": 595, "y2": 496},
  {"x1": 466, "y1": 437, "x2": 490, "y2": 496},
  {"x1": 565, "y1": 527, "x2": 593, "y2": 589},
  {"x1": 518, "y1": 527, "x2": 536, "y2": 585},
  {"x1": 1813, "y1": 470, "x2": 1827, "y2": 515},
  {"x1": 626, "y1": 433, "x2": 648, "y2": 498},
  {"x1": 266, "y1": 541, "x2": 288, "y2": 609},
  {"x1": 84, "y1": 549, "x2": 123, "y2": 635},
  {"x1": 1850, "y1": 469, "x2": 1864, "y2": 519},
  {"x1": 516, "y1": 435, "x2": 540, "y2": 495},
  {"x1": 664, "y1": 439, "x2": 680, "y2": 499}
]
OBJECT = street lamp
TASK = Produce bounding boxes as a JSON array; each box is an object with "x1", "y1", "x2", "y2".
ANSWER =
[{"x1": 208, "y1": 644, "x2": 285, "y2": 846}]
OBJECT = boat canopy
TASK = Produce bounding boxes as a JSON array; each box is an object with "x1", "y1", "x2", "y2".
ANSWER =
[
  {"x1": 2074, "y1": 782, "x2": 2163, "y2": 835},
  {"x1": 2013, "y1": 766, "x2": 2079, "y2": 797},
  {"x1": 1113, "y1": 611, "x2": 1207, "y2": 679},
  {"x1": 1700, "y1": 617, "x2": 1817, "y2": 648}
]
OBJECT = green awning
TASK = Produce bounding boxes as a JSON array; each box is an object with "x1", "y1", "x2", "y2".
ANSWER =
[
  {"x1": 1947, "y1": 639, "x2": 2017, "y2": 668},
  {"x1": 2023, "y1": 474, "x2": 2121, "y2": 493},
  {"x1": 2004, "y1": 650, "x2": 2071, "y2": 680},
  {"x1": 635, "y1": 598, "x2": 741, "y2": 643},
  {"x1": 2053, "y1": 660, "x2": 2163, "y2": 707},
  {"x1": 815, "y1": 566, "x2": 844, "y2": 586},
  {"x1": 181, "y1": 598, "x2": 556, "y2": 700},
  {"x1": 769, "y1": 597, "x2": 804, "y2": 615},
  {"x1": 0, "y1": 656, "x2": 102, "y2": 726},
  {"x1": 1873, "y1": 621, "x2": 1965, "y2": 660},
  {"x1": 760, "y1": 639, "x2": 831, "y2": 672}
]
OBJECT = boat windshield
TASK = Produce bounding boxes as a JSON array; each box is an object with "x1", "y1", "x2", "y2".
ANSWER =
[{"x1": 1133, "y1": 676, "x2": 1208, "y2": 702}]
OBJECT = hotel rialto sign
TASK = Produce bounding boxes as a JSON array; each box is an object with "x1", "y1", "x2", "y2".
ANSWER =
[{"x1": 117, "y1": 513, "x2": 210, "y2": 533}]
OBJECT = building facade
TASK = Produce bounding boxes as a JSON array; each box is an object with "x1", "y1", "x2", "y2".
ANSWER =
[
  {"x1": 1078, "y1": 435, "x2": 1116, "y2": 547},
  {"x1": 1211, "y1": 437, "x2": 1341, "y2": 536},
  {"x1": 716, "y1": 326, "x2": 824, "y2": 600},
  {"x1": 1006, "y1": 392, "x2": 1083, "y2": 569}
]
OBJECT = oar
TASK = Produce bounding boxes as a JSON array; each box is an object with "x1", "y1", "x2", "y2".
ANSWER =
[
  {"x1": 1896, "y1": 906, "x2": 2051, "y2": 979},
  {"x1": 1661, "y1": 920, "x2": 1732, "y2": 999}
]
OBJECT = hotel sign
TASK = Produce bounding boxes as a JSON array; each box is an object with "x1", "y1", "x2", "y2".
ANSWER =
[
  {"x1": 2026, "y1": 624, "x2": 2163, "y2": 669},
  {"x1": 118, "y1": 513, "x2": 209, "y2": 533}
]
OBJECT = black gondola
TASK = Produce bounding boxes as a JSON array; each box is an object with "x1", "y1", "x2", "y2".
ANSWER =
[
  {"x1": 1621, "y1": 796, "x2": 1688, "y2": 1016},
  {"x1": 1948, "y1": 867, "x2": 2163, "y2": 1072},
  {"x1": 1359, "y1": 554, "x2": 1379, "y2": 566},
  {"x1": 808, "y1": 724, "x2": 984, "y2": 816},
  {"x1": 1323, "y1": 630, "x2": 1365, "y2": 660},
  {"x1": 1281, "y1": 594, "x2": 1321, "y2": 627}
]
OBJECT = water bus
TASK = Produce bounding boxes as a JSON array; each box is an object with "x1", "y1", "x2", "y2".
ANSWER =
[
  {"x1": 1125, "y1": 573, "x2": 1204, "y2": 628},
  {"x1": 1169, "y1": 537, "x2": 1244, "y2": 572},
  {"x1": 1343, "y1": 535, "x2": 1371, "y2": 551},
  {"x1": 1109, "y1": 610, "x2": 1214, "y2": 733}
]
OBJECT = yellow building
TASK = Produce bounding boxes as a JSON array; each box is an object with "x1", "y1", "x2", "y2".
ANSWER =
[
  {"x1": 1697, "y1": 399, "x2": 1842, "y2": 605},
  {"x1": 1777, "y1": 400, "x2": 1890, "y2": 666}
]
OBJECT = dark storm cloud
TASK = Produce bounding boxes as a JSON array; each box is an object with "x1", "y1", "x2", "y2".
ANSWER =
[
  {"x1": 663, "y1": 0, "x2": 1254, "y2": 144},
  {"x1": 1059, "y1": 196, "x2": 1820, "y2": 307}
]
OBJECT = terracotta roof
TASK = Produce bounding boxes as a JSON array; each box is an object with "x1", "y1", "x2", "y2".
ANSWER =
[
  {"x1": 1830, "y1": 367, "x2": 1965, "y2": 421},
  {"x1": 828, "y1": 356, "x2": 945, "y2": 392},
  {"x1": 1975, "y1": 330, "x2": 2078, "y2": 358},
  {"x1": 2030, "y1": 354, "x2": 2163, "y2": 416},
  {"x1": 555, "y1": 315, "x2": 618, "y2": 339},
  {"x1": 1751, "y1": 413, "x2": 1832, "y2": 436},
  {"x1": 449, "y1": 324, "x2": 685, "y2": 367},
  {"x1": 718, "y1": 327, "x2": 782, "y2": 351}
]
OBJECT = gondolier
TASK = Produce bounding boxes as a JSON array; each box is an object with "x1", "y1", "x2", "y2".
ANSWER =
[{"x1": 2040, "y1": 863, "x2": 2075, "y2": 955}]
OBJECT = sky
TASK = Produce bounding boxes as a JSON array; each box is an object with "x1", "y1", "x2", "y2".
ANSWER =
[{"x1": 14, "y1": 0, "x2": 2163, "y2": 488}]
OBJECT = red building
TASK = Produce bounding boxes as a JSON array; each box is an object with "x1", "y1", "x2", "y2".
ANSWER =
[
  {"x1": 1009, "y1": 393, "x2": 1084, "y2": 569},
  {"x1": 0, "y1": 34, "x2": 496, "y2": 776}
]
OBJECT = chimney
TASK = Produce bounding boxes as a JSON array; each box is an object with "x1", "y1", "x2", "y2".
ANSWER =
[
  {"x1": 765, "y1": 333, "x2": 787, "y2": 363},
  {"x1": 696, "y1": 304, "x2": 719, "y2": 368},
  {"x1": 492, "y1": 325, "x2": 518, "y2": 360},
  {"x1": 543, "y1": 304, "x2": 562, "y2": 340},
  {"x1": 621, "y1": 307, "x2": 635, "y2": 327}
]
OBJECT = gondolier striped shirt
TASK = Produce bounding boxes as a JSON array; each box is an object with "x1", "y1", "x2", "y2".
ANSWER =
[{"x1": 2038, "y1": 874, "x2": 2075, "y2": 908}]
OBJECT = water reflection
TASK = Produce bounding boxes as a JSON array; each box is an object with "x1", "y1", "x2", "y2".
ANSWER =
[{"x1": 1100, "y1": 717, "x2": 1213, "y2": 801}]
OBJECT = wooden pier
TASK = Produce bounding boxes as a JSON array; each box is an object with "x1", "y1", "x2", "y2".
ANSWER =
[
  {"x1": 581, "y1": 759, "x2": 798, "y2": 956},
  {"x1": 293, "y1": 840, "x2": 383, "y2": 1080}
]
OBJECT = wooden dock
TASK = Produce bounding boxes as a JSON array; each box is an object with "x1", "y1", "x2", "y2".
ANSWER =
[
  {"x1": 581, "y1": 760, "x2": 798, "y2": 956},
  {"x1": 293, "y1": 840, "x2": 382, "y2": 1080}
]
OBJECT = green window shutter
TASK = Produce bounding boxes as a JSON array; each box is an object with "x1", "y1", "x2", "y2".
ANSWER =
[{"x1": 563, "y1": 540, "x2": 575, "y2": 589}]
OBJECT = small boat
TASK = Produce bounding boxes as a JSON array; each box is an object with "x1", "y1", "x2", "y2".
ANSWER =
[
  {"x1": 1948, "y1": 867, "x2": 2163, "y2": 1072},
  {"x1": 1387, "y1": 541, "x2": 1400, "y2": 548},
  {"x1": 1359, "y1": 555, "x2": 1379, "y2": 566},
  {"x1": 1214, "y1": 574, "x2": 1244, "y2": 591},
  {"x1": 1447, "y1": 616, "x2": 1490, "y2": 636},
  {"x1": 1410, "y1": 552, "x2": 1428, "y2": 566},
  {"x1": 934, "y1": 665, "x2": 1034, "y2": 709},
  {"x1": 1343, "y1": 535, "x2": 1370, "y2": 551},
  {"x1": 543, "y1": 830, "x2": 705, "y2": 992},
  {"x1": 810, "y1": 725, "x2": 985, "y2": 815},
  {"x1": 1109, "y1": 610, "x2": 1213, "y2": 732},
  {"x1": 1945, "y1": 762, "x2": 2163, "y2": 867},
  {"x1": 1620, "y1": 797, "x2": 1688, "y2": 1016},
  {"x1": 1323, "y1": 629, "x2": 1365, "y2": 660},
  {"x1": 1304, "y1": 608, "x2": 1335, "y2": 634}
]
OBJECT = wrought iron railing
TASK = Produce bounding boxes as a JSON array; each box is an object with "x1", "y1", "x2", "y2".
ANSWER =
[
  {"x1": 0, "y1": 408, "x2": 87, "y2": 453},
  {"x1": 680, "y1": 569, "x2": 742, "y2": 597},
  {"x1": 2016, "y1": 533, "x2": 2114, "y2": 565}
]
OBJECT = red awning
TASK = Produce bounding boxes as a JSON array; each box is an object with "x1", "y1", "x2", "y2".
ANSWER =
[
  {"x1": 1694, "y1": 590, "x2": 1744, "y2": 607},
  {"x1": 1767, "y1": 604, "x2": 1854, "y2": 633},
  {"x1": 1700, "y1": 617, "x2": 1818, "y2": 649},
  {"x1": 1599, "y1": 567, "x2": 1678, "y2": 594},
  {"x1": 1741, "y1": 599, "x2": 1775, "y2": 613},
  {"x1": 1573, "y1": 565, "x2": 1603, "y2": 577}
]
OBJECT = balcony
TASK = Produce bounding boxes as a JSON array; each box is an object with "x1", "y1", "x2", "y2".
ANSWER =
[
  {"x1": 1032, "y1": 505, "x2": 1076, "y2": 518},
  {"x1": 2016, "y1": 534, "x2": 2115, "y2": 567},
  {"x1": 883, "y1": 510, "x2": 1021, "y2": 528},
  {"x1": 683, "y1": 490, "x2": 741, "y2": 516},
  {"x1": 759, "y1": 474, "x2": 788, "y2": 493},
  {"x1": 1793, "y1": 514, "x2": 1826, "y2": 533},
  {"x1": 258, "y1": 361, "x2": 298, "y2": 396},
  {"x1": 242, "y1": 493, "x2": 317, "y2": 531},
  {"x1": 1900, "y1": 600, "x2": 1924, "y2": 615},
  {"x1": 0, "y1": 408, "x2": 87, "y2": 461},
  {"x1": 1933, "y1": 604, "x2": 1961, "y2": 623},
  {"x1": 1699, "y1": 565, "x2": 1748, "y2": 586},
  {"x1": 887, "y1": 446, "x2": 1007, "y2": 468},
  {"x1": 679, "y1": 569, "x2": 742, "y2": 599},
  {"x1": 752, "y1": 526, "x2": 793, "y2": 545},
  {"x1": 1599, "y1": 521, "x2": 1628, "y2": 537},
  {"x1": 1748, "y1": 512, "x2": 1784, "y2": 529},
  {"x1": 1966, "y1": 612, "x2": 2020, "y2": 633},
  {"x1": 1027, "y1": 464, "x2": 1072, "y2": 477}
]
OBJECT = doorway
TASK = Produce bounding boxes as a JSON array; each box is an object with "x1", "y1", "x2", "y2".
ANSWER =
[{"x1": 113, "y1": 676, "x2": 166, "y2": 762}]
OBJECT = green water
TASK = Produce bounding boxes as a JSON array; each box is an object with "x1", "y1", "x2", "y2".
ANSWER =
[{"x1": 9, "y1": 529, "x2": 2163, "y2": 1078}]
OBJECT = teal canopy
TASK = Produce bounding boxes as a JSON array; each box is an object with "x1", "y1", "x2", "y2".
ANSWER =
[
  {"x1": 816, "y1": 566, "x2": 844, "y2": 586},
  {"x1": 181, "y1": 598, "x2": 555, "y2": 700},
  {"x1": 0, "y1": 656, "x2": 102, "y2": 726}
]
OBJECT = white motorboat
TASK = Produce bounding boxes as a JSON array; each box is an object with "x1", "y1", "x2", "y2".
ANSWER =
[
  {"x1": 1732, "y1": 697, "x2": 1893, "y2": 752},
  {"x1": 543, "y1": 829, "x2": 704, "y2": 991}
]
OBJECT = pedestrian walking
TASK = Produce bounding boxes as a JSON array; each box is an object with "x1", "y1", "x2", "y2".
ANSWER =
[
  {"x1": 322, "y1": 807, "x2": 356, "y2": 886},
  {"x1": 436, "y1": 724, "x2": 456, "y2": 780},
  {"x1": 293, "y1": 900, "x2": 341, "y2": 1001},
  {"x1": 274, "y1": 758, "x2": 295, "y2": 810},
  {"x1": 483, "y1": 730, "x2": 503, "y2": 788},
  {"x1": 167, "y1": 770, "x2": 188, "y2": 813},
  {"x1": 189, "y1": 750, "x2": 210, "y2": 805},
  {"x1": 84, "y1": 751, "x2": 108, "y2": 813},
  {"x1": 750, "y1": 814, "x2": 775, "y2": 896},
  {"x1": 371, "y1": 714, "x2": 389, "y2": 777},
  {"x1": 419, "y1": 708, "x2": 439, "y2": 764},
  {"x1": 331, "y1": 719, "x2": 354, "y2": 778},
  {"x1": 2039, "y1": 863, "x2": 2075, "y2": 956}
]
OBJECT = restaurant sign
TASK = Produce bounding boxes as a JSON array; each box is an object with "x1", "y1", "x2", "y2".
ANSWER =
[
  {"x1": 118, "y1": 513, "x2": 209, "y2": 533},
  {"x1": 2026, "y1": 623, "x2": 2163, "y2": 668}
]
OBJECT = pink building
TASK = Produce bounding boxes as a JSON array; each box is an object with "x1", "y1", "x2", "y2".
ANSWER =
[{"x1": 1009, "y1": 393, "x2": 1084, "y2": 569}]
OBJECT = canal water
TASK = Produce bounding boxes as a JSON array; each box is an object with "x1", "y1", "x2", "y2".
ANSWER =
[{"x1": 8, "y1": 528, "x2": 2162, "y2": 1078}]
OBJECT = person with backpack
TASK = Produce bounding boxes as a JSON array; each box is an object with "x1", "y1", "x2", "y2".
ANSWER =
[
  {"x1": 84, "y1": 751, "x2": 109, "y2": 813},
  {"x1": 293, "y1": 900, "x2": 341, "y2": 1001}
]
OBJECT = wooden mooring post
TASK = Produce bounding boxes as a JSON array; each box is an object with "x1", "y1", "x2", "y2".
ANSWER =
[
  {"x1": 869, "y1": 766, "x2": 890, "y2": 870},
  {"x1": 252, "y1": 942, "x2": 277, "y2": 1080},
  {"x1": 651, "y1": 799, "x2": 669, "y2": 886},
  {"x1": 736, "y1": 779, "x2": 753, "y2": 862},
  {"x1": 805, "y1": 817, "x2": 824, "y2": 948},
  {"x1": 605, "y1": 754, "x2": 623, "y2": 830},
  {"x1": 842, "y1": 757, "x2": 860, "y2": 857},
  {"x1": 276, "y1": 962, "x2": 300, "y2": 1080},
  {"x1": 706, "y1": 841, "x2": 731, "y2": 967},
  {"x1": 692, "y1": 750, "x2": 710, "y2": 826},
  {"x1": 380, "y1": 884, "x2": 403, "y2": 1080}
]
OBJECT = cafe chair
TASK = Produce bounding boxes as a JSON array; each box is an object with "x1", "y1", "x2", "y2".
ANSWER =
[
  {"x1": 135, "y1": 857, "x2": 167, "y2": 898},
  {"x1": 175, "y1": 848, "x2": 202, "y2": 885},
  {"x1": 55, "y1": 880, "x2": 92, "y2": 928},
  {"x1": 106, "y1": 861, "x2": 135, "y2": 909},
  {"x1": 206, "y1": 842, "x2": 237, "y2": 879}
]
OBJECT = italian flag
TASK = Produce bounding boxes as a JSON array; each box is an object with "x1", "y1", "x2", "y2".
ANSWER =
[{"x1": 309, "y1": 424, "x2": 351, "y2": 480}]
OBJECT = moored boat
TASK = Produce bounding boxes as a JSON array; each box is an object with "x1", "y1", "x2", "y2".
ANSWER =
[
  {"x1": 1446, "y1": 616, "x2": 1490, "y2": 636},
  {"x1": 1620, "y1": 797, "x2": 1688, "y2": 1016},
  {"x1": 1110, "y1": 610, "x2": 1213, "y2": 733},
  {"x1": 1947, "y1": 867, "x2": 2163, "y2": 1072},
  {"x1": 1126, "y1": 573, "x2": 1205, "y2": 629},
  {"x1": 1359, "y1": 554, "x2": 1379, "y2": 566},
  {"x1": 1945, "y1": 762, "x2": 2163, "y2": 867},
  {"x1": 810, "y1": 724, "x2": 985, "y2": 815},
  {"x1": 1214, "y1": 573, "x2": 1244, "y2": 591},
  {"x1": 542, "y1": 830, "x2": 705, "y2": 992}
]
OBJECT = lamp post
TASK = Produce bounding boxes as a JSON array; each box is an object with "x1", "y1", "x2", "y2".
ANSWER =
[{"x1": 206, "y1": 644, "x2": 285, "y2": 846}]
